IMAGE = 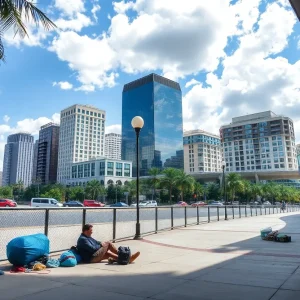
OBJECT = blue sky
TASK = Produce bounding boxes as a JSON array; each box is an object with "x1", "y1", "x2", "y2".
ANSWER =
[{"x1": 0, "y1": 0, "x2": 299, "y2": 170}]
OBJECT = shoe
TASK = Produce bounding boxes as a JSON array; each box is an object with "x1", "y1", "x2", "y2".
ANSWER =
[
  {"x1": 129, "y1": 252, "x2": 140, "y2": 264},
  {"x1": 108, "y1": 258, "x2": 115, "y2": 264}
]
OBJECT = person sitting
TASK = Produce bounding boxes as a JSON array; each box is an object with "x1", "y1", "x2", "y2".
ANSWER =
[{"x1": 77, "y1": 224, "x2": 140, "y2": 264}]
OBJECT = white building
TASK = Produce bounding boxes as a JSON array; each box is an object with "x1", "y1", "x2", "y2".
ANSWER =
[
  {"x1": 105, "y1": 133, "x2": 121, "y2": 160},
  {"x1": 57, "y1": 104, "x2": 106, "y2": 184},
  {"x1": 66, "y1": 158, "x2": 132, "y2": 187},
  {"x1": 2, "y1": 133, "x2": 34, "y2": 187},
  {"x1": 220, "y1": 111, "x2": 298, "y2": 172},
  {"x1": 183, "y1": 130, "x2": 223, "y2": 174}
]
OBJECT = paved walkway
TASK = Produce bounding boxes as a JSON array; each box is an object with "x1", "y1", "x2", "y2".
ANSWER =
[{"x1": 1, "y1": 212, "x2": 300, "y2": 300}]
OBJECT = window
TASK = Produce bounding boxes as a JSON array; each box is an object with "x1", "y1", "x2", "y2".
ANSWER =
[
  {"x1": 78, "y1": 165, "x2": 83, "y2": 178},
  {"x1": 107, "y1": 162, "x2": 114, "y2": 176},
  {"x1": 99, "y1": 162, "x2": 105, "y2": 175},
  {"x1": 84, "y1": 164, "x2": 90, "y2": 177},
  {"x1": 72, "y1": 166, "x2": 77, "y2": 178},
  {"x1": 91, "y1": 163, "x2": 95, "y2": 176},
  {"x1": 124, "y1": 164, "x2": 131, "y2": 177},
  {"x1": 116, "y1": 163, "x2": 123, "y2": 176}
]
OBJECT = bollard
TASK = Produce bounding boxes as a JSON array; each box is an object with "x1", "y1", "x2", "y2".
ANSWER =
[
  {"x1": 239, "y1": 206, "x2": 241, "y2": 218},
  {"x1": 82, "y1": 208, "x2": 86, "y2": 228},
  {"x1": 112, "y1": 208, "x2": 116, "y2": 242},
  {"x1": 185, "y1": 207, "x2": 187, "y2": 227},
  {"x1": 44, "y1": 209, "x2": 49, "y2": 236},
  {"x1": 197, "y1": 206, "x2": 199, "y2": 225},
  {"x1": 208, "y1": 206, "x2": 210, "y2": 223},
  {"x1": 171, "y1": 207, "x2": 174, "y2": 230},
  {"x1": 217, "y1": 206, "x2": 219, "y2": 221},
  {"x1": 155, "y1": 207, "x2": 158, "y2": 233}
]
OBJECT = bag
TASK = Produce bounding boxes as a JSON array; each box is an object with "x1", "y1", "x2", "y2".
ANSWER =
[
  {"x1": 117, "y1": 246, "x2": 131, "y2": 265},
  {"x1": 60, "y1": 251, "x2": 77, "y2": 267},
  {"x1": 260, "y1": 227, "x2": 272, "y2": 239},
  {"x1": 46, "y1": 258, "x2": 60, "y2": 268},
  {"x1": 32, "y1": 262, "x2": 46, "y2": 271},
  {"x1": 70, "y1": 246, "x2": 82, "y2": 263},
  {"x1": 275, "y1": 234, "x2": 291, "y2": 243},
  {"x1": 6, "y1": 234, "x2": 50, "y2": 266}
]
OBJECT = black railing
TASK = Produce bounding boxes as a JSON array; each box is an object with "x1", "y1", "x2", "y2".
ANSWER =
[{"x1": 0, "y1": 205, "x2": 298, "y2": 261}]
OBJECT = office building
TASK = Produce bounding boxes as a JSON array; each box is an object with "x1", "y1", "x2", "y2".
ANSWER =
[
  {"x1": 105, "y1": 133, "x2": 121, "y2": 160},
  {"x1": 297, "y1": 144, "x2": 300, "y2": 171},
  {"x1": 122, "y1": 73, "x2": 183, "y2": 176},
  {"x1": 183, "y1": 130, "x2": 222, "y2": 174},
  {"x1": 32, "y1": 140, "x2": 38, "y2": 183},
  {"x1": 36, "y1": 123, "x2": 60, "y2": 184},
  {"x1": 2, "y1": 133, "x2": 34, "y2": 187},
  {"x1": 57, "y1": 104, "x2": 106, "y2": 184},
  {"x1": 220, "y1": 111, "x2": 298, "y2": 172},
  {"x1": 66, "y1": 158, "x2": 132, "y2": 187}
]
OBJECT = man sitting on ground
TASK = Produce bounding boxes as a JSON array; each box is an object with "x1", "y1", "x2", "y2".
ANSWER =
[{"x1": 77, "y1": 224, "x2": 140, "y2": 264}]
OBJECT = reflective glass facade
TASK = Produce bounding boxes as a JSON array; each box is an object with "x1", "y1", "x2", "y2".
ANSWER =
[{"x1": 122, "y1": 74, "x2": 183, "y2": 176}]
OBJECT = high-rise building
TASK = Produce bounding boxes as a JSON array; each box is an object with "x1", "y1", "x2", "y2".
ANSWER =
[
  {"x1": 220, "y1": 111, "x2": 298, "y2": 172},
  {"x1": 32, "y1": 140, "x2": 38, "y2": 183},
  {"x1": 57, "y1": 104, "x2": 106, "y2": 184},
  {"x1": 105, "y1": 133, "x2": 121, "y2": 160},
  {"x1": 36, "y1": 123, "x2": 60, "y2": 185},
  {"x1": 296, "y1": 144, "x2": 300, "y2": 171},
  {"x1": 2, "y1": 133, "x2": 34, "y2": 187},
  {"x1": 183, "y1": 130, "x2": 222, "y2": 174},
  {"x1": 122, "y1": 73, "x2": 183, "y2": 176}
]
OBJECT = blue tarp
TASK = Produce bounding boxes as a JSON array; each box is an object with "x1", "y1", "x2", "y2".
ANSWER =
[{"x1": 6, "y1": 234, "x2": 49, "y2": 266}]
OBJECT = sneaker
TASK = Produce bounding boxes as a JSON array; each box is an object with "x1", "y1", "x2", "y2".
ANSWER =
[{"x1": 129, "y1": 252, "x2": 140, "y2": 264}]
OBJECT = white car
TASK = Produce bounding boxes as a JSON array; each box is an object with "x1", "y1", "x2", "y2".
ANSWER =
[
  {"x1": 31, "y1": 198, "x2": 63, "y2": 207},
  {"x1": 131, "y1": 200, "x2": 157, "y2": 207}
]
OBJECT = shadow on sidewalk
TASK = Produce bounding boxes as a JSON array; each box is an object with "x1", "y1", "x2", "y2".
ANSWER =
[{"x1": 2, "y1": 214, "x2": 300, "y2": 300}]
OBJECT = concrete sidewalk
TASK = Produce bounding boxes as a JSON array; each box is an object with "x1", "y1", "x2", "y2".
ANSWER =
[{"x1": 1, "y1": 212, "x2": 300, "y2": 300}]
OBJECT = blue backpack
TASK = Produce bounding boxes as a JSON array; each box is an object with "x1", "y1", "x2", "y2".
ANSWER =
[
  {"x1": 117, "y1": 246, "x2": 131, "y2": 265},
  {"x1": 59, "y1": 251, "x2": 77, "y2": 267}
]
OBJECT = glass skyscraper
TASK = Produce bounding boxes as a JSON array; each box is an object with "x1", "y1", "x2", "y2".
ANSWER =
[{"x1": 122, "y1": 73, "x2": 183, "y2": 176}]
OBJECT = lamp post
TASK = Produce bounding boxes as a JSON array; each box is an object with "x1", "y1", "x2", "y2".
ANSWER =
[
  {"x1": 132, "y1": 116, "x2": 144, "y2": 240},
  {"x1": 222, "y1": 161, "x2": 228, "y2": 221}
]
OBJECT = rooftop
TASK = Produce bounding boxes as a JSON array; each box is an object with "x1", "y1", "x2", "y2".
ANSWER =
[{"x1": 183, "y1": 129, "x2": 220, "y2": 139}]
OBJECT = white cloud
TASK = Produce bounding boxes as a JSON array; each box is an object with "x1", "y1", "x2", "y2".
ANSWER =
[
  {"x1": 183, "y1": 2, "x2": 300, "y2": 142},
  {"x1": 92, "y1": 4, "x2": 101, "y2": 21},
  {"x1": 105, "y1": 124, "x2": 121, "y2": 134},
  {"x1": 53, "y1": 81, "x2": 73, "y2": 90},
  {"x1": 3, "y1": 115, "x2": 10, "y2": 123},
  {"x1": 75, "y1": 85, "x2": 95, "y2": 92},
  {"x1": 55, "y1": 13, "x2": 92, "y2": 32},
  {"x1": 185, "y1": 79, "x2": 201, "y2": 89},
  {"x1": 54, "y1": 0, "x2": 85, "y2": 16}
]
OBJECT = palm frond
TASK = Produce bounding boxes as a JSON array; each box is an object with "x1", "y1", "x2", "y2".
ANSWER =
[{"x1": 0, "y1": 34, "x2": 5, "y2": 62}]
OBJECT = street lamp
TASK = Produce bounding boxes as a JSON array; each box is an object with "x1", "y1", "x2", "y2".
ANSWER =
[
  {"x1": 222, "y1": 161, "x2": 228, "y2": 221},
  {"x1": 132, "y1": 116, "x2": 144, "y2": 240}
]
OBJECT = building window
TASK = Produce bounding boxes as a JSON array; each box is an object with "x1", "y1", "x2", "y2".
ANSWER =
[
  {"x1": 91, "y1": 163, "x2": 95, "y2": 176},
  {"x1": 107, "y1": 162, "x2": 114, "y2": 176},
  {"x1": 72, "y1": 166, "x2": 77, "y2": 178},
  {"x1": 78, "y1": 165, "x2": 83, "y2": 178},
  {"x1": 124, "y1": 163, "x2": 131, "y2": 177},
  {"x1": 99, "y1": 162, "x2": 105, "y2": 176},
  {"x1": 116, "y1": 163, "x2": 122, "y2": 176}
]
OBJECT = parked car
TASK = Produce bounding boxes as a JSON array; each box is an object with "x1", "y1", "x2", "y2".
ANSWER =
[
  {"x1": 63, "y1": 201, "x2": 84, "y2": 207},
  {"x1": 0, "y1": 199, "x2": 17, "y2": 207},
  {"x1": 31, "y1": 198, "x2": 63, "y2": 207},
  {"x1": 174, "y1": 201, "x2": 188, "y2": 207},
  {"x1": 83, "y1": 200, "x2": 105, "y2": 207},
  {"x1": 110, "y1": 202, "x2": 128, "y2": 207},
  {"x1": 191, "y1": 201, "x2": 207, "y2": 207},
  {"x1": 131, "y1": 200, "x2": 158, "y2": 207},
  {"x1": 263, "y1": 201, "x2": 272, "y2": 205},
  {"x1": 209, "y1": 201, "x2": 224, "y2": 206}
]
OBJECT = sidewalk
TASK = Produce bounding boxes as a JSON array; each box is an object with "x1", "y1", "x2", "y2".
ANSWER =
[{"x1": 1, "y1": 212, "x2": 300, "y2": 300}]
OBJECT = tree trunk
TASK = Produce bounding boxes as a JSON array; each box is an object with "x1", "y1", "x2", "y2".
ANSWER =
[{"x1": 181, "y1": 191, "x2": 183, "y2": 202}]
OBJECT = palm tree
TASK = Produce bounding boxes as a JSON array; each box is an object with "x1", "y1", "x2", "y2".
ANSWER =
[
  {"x1": 226, "y1": 173, "x2": 244, "y2": 202},
  {"x1": 85, "y1": 180, "x2": 105, "y2": 200},
  {"x1": 160, "y1": 168, "x2": 181, "y2": 204},
  {"x1": 0, "y1": 0, "x2": 56, "y2": 61},
  {"x1": 175, "y1": 170, "x2": 195, "y2": 202},
  {"x1": 148, "y1": 167, "x2": 161, "y2": 200},
  {"x1": 194, "y1": 182, "x2": 204, "y2": 201}
]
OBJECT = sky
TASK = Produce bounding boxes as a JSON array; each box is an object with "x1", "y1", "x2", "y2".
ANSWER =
[{"x1": 0, "y1": 0, "x2": 299, "y2": 171}]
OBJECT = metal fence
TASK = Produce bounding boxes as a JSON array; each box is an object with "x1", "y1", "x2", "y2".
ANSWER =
[{"x1": 0, "y1": 205, "x2": 298, "y2": 261}]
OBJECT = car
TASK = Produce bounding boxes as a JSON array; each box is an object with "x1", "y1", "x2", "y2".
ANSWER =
[
  {"x1": 191, "y1": 201, "x2": 207, "y2": 207},
  {"x1": 174, "y1": 201, "x2": 188, "y2": 207},
  {"x1": 31, "y1": 198, "x2": 63, "y2": 207},
  {"x1": 110, "y1": 202, "x2": 129, "y2": 207},
  {"x1": 209, "y1": 201, "x2": 224, "y2": 206},
  {"x1": 63, "y1": 201, "x2": 84, "y2": 207},
  {"x1": 263, "y1": 201, "x2": 272, "y2": 205},
  {"x1": 131, "y1": 200, "x2": 158, "y2": 207},
  {"x1": 83, "y1": 200, "x2": 105, "y2": 207},
  {"x1": 232, "y1": 201, "x2": 239, "y2": 206},
  {"x1": 0, "y1": 199, "x2": 17, "y2": 207}
]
